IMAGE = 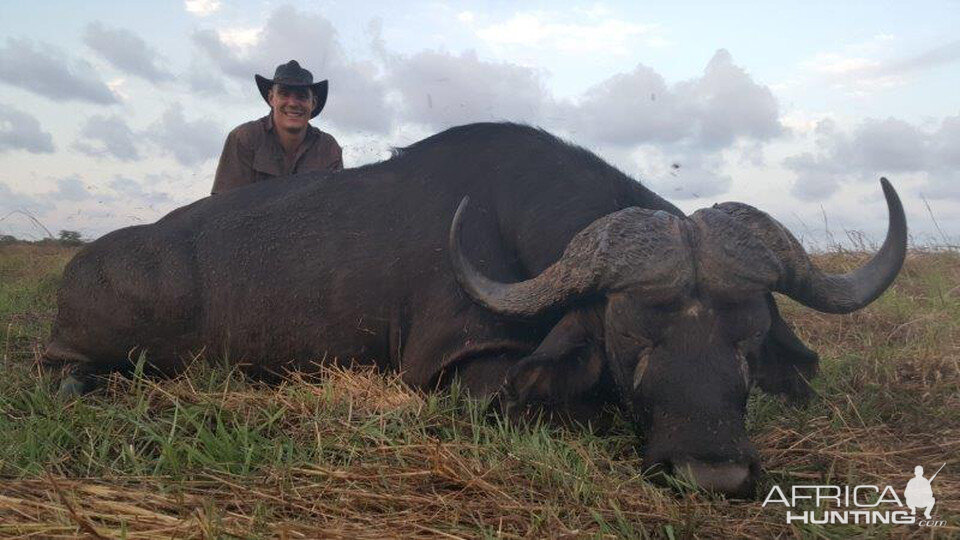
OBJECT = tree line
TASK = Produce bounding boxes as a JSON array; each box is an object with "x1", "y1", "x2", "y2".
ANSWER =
[{"x1": 0, "y1": 230, "x2": 85, "y2": 246}]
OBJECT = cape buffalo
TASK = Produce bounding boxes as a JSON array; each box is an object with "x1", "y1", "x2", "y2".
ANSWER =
[{"x1": 43, "y1": 123, "x2": 906, "y2": 497}]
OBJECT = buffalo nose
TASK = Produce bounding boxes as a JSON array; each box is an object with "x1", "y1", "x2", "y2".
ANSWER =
[
  {"x1": 645, "y1": 457, "x2": 758, "y2": 498},
  {"x1": 674, "y1": 459, "x2": 755, "y2": 498}
]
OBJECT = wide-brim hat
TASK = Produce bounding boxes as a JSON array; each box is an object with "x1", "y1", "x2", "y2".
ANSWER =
[{"x1": 255, "y1": 60, "x2": 328, "y2": 119}]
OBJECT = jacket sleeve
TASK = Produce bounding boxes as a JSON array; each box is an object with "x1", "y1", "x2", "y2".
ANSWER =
[
  {"x1": 211, "y1": 128, "x2": 255, "y2": 195},
  {"x1": 326, "y1": 136, "x2": 344, "y2": 172}
]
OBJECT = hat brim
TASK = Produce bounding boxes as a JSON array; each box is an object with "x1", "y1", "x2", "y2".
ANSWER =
[{"x1": 255, "y1": 74, "x2": 328, "y2": 119}]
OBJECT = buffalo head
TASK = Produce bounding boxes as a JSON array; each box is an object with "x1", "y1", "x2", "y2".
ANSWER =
[{"x1": 449, "y1": 178, "x2": 906, "y2": 498}]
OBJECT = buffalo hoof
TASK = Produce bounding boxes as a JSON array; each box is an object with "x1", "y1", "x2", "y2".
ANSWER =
[
  {"x1": 57, "y1": 374, "x2": 87, "y2": 400},
  {"x1": 485, "y1": 392, "x2": 523, "y2": 425}
]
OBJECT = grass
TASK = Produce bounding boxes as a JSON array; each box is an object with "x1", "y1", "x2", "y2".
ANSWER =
[{"x1": 0, "y1": 243, "x2": 957, "y2": 538}]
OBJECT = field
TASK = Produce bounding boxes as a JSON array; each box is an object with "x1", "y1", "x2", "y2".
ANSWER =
[{"x1": 0, "y1": 243, "x2": 957, "y2": 539}]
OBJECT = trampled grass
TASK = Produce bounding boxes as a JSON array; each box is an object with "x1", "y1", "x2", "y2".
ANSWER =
[{"x1": 0, "y1": 243, "x2": 957, "y2": 538}]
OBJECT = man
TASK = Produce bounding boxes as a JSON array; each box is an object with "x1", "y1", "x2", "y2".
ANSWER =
[
  {"x1": 211, "y1": 60, "x2": 343, "y2": 195},
  {"x1": 905, "y1": 465, "x2": 941, "y2": 520}
]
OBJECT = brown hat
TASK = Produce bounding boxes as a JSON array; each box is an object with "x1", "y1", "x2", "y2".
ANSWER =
[{"x1": 255, "y1": 60, "x2": 328, "y2": 118}]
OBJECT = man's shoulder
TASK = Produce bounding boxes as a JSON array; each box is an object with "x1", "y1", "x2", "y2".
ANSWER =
[
  {"x1": 312, "y1": 126, "x2": 341, "y2": 149},
  {"x1": 227, "y1": 116, "x2": 271, "y2": 145}
]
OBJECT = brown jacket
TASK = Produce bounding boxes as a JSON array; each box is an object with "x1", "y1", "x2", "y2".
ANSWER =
[{"x1": 211, "y1": 115, "x2": 343, "y2": 194}]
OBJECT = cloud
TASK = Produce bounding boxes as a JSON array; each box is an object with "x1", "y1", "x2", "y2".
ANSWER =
[
  {"x1": 185, "y1": 0, "x2": 221, "y2": 17},
  {"x1": 387, "y1": 46, "x2": 780, "y2": 160},
  {"x1": 0, "y1": 104, "x2": 54, "y2": 153},
  {"x1": 931, "y1": 114, "x2": 960, "y2": 170},
  {"x1": 0, "y1": 182, "x2": 51, "y2": 213},
  {"x1": 192, "y1": 5, "x2": 392, "y2": 133},
  {"x1": 0, "y1": 38, "x2": 118, "y2": 104},
  {"x1": 191, "y1": 29, "x2": 256, "y2": 81},
  {"x1": 883, "y1": 40, "x2": 960, "y2": 74},
  {"x1": 189, "y1": 5, "x2": 778, "y2": 151},
  {"x1": 0, "y1": 183, "x2": 54, "y2": 239},
  {"x1": 680, "y1": 50, "x2": 783, "y2": 148},
  {"x1": 0, "y1": 174, "x2": 182, "y2": 240},
  {"x1": 217, "y1": 27, "x2": 262, "y2": 49},
  {"x1": 73, "y1": 114, "x2": 141, "y2": 161},
  {"x1": 184, "y1": 57, "x2": 227, "y2": 95},
  {"x1": 0, "y1": 176, "x2": 92, "y2": 237},
  {"x1": 658, "y1": 158, "x2": 732, "y2": 200},
  {"x1": 192, "y1": 6, "x2": 340, "y2": 80},
  {"x1": 476, "y1": 11, "x2": 665, "y2": 54},
  {"x1": 51, "y1": 176, "x2": 93, "y2": 202},
  {"x1": 559, "y1": 64, "x2": 680, "y2": 145},
  {"x1": 83, "y1": 22, "x2": 175, "y2": 84},
  {"x1": 784, "y1": 113, "x2": 960, "y2": 200},
  {"x1": 801, "y1": 39, "x2": 960, "y2": 95},
  {"x1": 561, "y1": 50, "x2": 783, "y2": 150},
  {"x1": 390, "y1": 50, "x2": 548, "y2": 129},
  {"x1": 610, "y1": 145, "x2": 733, "y2": 201},
  {"x1": 782, "y1": 152, "x2": 844, "y2": 201},
  {"x1": 108, "y1": 176, "x2": 173, "y2": 206},
  {"x1": 147, "y1": 103, "x2": 223, "y2": 166},
  {"x1": 324, "y1": 61, "x2": 392, "y2": 133},
  {"x1": 186, "y1": 6, "x2": 779, "y2": 200},
  {"x1": 803, "y1": 53, "x2": 882, "y2": 76},
  {"x1": 839, "y1": 118, "x2": 926, "y2": 172}
]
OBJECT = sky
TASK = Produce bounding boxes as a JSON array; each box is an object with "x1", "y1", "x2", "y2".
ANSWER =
[{"x1": 1, "y1": 0, "x2": 958, "y2": 247}]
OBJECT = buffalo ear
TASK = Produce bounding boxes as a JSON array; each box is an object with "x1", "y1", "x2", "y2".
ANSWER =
[
  {"x1": 495, "y1": 309, "x2": 605, "y2": 418},
  {"x1": 755, "y1": 294, "x2": 819, "y2": 405},
  {"x1": 500, "y1": 348, "x2": 604, "y2": 413}
]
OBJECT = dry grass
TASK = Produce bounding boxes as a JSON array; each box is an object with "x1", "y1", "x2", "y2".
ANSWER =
[{"x1": 0, "y1": 245, "x2": 957, "y2": 538}]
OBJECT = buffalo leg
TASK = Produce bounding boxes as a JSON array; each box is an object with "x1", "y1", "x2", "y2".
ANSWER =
[
  {"x1": 452, "y1": 310, "x2": 613, "y2": 428},
  {"x1": 41, "y1": 340, "x2": 131, "y2": 398}
]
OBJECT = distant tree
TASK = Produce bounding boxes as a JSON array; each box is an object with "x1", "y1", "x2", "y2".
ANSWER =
[
  {"x1": 0, "y1": 234, "x2": 17, "y2": 245},
  {"x1": 58, "y1": 230, "x2": 84, "y2": 246}
]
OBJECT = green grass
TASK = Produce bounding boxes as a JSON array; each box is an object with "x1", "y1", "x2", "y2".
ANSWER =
[{"x1": 0, "y1": 244, "x2": 957, "y2": 538}]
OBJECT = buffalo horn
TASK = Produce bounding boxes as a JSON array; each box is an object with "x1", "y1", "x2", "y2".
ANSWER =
[
  {"x1": 713, "y1": 178, "x2": 907, "y2": 314},
  {"x1": 448, "y1": 197, "x2": 687, "y2": 318}
]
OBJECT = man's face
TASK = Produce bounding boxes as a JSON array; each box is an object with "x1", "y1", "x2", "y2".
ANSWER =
[{"x1": 269, "y1": 84, "x2": 314, "y2": 133}]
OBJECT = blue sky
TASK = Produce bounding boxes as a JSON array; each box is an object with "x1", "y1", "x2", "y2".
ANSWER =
[{"x1": 1, "y1": 1, "x2": 958, "y2": 244}]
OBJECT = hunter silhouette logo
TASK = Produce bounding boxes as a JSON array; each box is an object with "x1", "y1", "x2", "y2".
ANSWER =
[
  {"x1": 762, "y1": 463, "x2": 948, "y2": 527},
  {"x1": 904, "y1": 463, "x2": 944, "y2": 520}
]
